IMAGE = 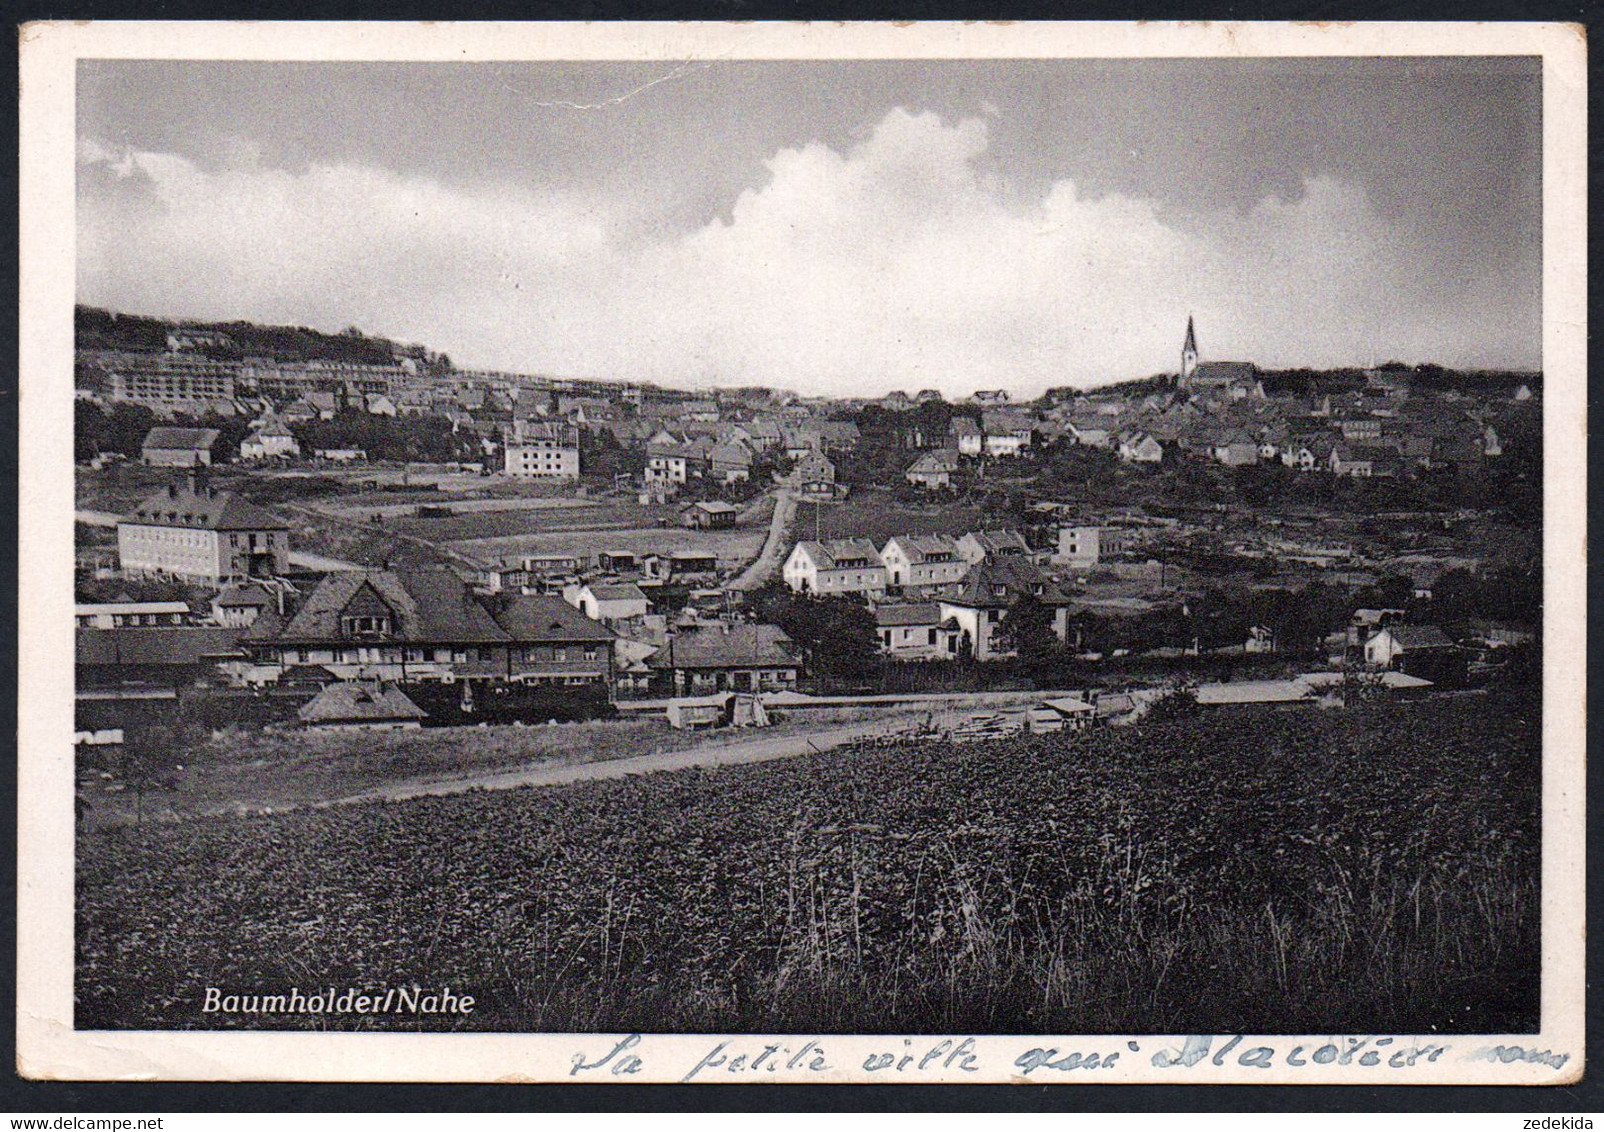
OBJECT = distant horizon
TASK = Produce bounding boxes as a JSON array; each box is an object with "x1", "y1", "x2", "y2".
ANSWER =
[{"x1": 78, "y1": 58, "x2": 1542, "y2": 397}]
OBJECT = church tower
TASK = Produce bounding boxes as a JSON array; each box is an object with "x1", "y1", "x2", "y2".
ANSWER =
[{"x1": 1180, "y1": 315, "x2": 1199, "y2": 386}]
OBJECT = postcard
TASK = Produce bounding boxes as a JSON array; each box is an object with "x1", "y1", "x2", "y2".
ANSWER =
[{"x1": 17, "y1": 19, "x2": 1586, "y2": 1083}]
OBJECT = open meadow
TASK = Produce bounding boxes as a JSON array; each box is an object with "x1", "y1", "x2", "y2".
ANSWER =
[{"x1": 77, "y1": 693, "x2": 1540, "y2": 1035}]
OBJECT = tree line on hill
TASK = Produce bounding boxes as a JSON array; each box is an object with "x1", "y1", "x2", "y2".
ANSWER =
[{"x1": 75, "y1": 305, "x2": 449, "y2": 370}]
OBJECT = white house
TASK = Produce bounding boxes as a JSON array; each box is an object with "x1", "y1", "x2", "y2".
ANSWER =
[
  {"x1": 1055, "y1": 525, "x2": 1127, "y2": 570},
  {"x1": 782, "y1": 539, "x2": 888, "y2": 597},
  {"x1": 875, "y1": 602, "x2": 961, "y2": 660},
  {"x1": 567, "y1": 582, "x2": 651, "y2": 626},
  {"x1": 879, "y1": 534, "x2": 969, "y2": 591},
  {"x1": 239, "y1": 419, "x2": 300, "y2": 461},
  {"x1": 1118, "y1": 432, "x2": 1164, "y2": 463}
]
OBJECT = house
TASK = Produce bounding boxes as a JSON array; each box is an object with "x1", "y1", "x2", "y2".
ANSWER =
[
  {"x1": 248, "y1": 568, "x2": 513, "y2": 684},
  {"x1": 74, "y1": 601, "x2": 191, "y2": 629},
  {"x1": 681, "y1": 500, "x2": 739, "y2": 530},
  {"x1": 239, "y1": 419, "x2": 300, "y2": 461},
  {"x1": 915, "y1": 389, "x2": 944, "y2": 404},
  {"x1": 874, "y1": 602, "x2": 961, "y2": 660},
  {"x1": 1067, "y1": 421, "x2": 1113, "y2": 449},
  {"x1": 305, "y1": 391, "x2": 340, "y2": 420},
  {"x1": 210, "y1": 584, "x2": 275, "y2": 628},
  {"x1": 364, "y1": 393, "x2": 399, "y2": 417},
  {"x1": 788, "y1": 451, "x2": 845, "y2": 501},
  {"x1": 783, "y1": 539, "x2": 888, "y2": 597},
  {"x1": 492, "y1": 594, "x2": 618, "y2": 687},
  {"x1": 675, "y1": 399, "x2": 721, "y2": 423},
  {"x1": 647, "y1": 440, "x2": 710, "y2": 487},
  {"x1": 905, "y1": 450, "x2": 959, "y2": 490},
  {"x1": 708, "y1": 441, "x2": 755, "y2": 484},
  {"x1": 568, "y1": 582, "x2": 650, "y2": 626},
  {"x1": 1337, "y1": 416, "x2": 1385, "y2": 442},
  {"x1": 1055, "y1": 526, "x2": 1127, "y2": 569},
  {"x1": 503, "y1": 420, "x2": 580, "y2": 480},
  {"x1": 141, "y1": 427, "x2": 221, "y2": 468},
  {"x1": 118, "y1": 478, "x2": 290, "y2": 584},
  {"x1": 972, "y1": 390, "x2": 1010, "y2": 406},
  {"x1": 879, "y1": 534, "x2": 968, "y2": 591},
  {"x1": 166, "y1": 328, "x2": 233, "y2": 353},
  {"x1": 949, "y1": 417, "x2": 984, "y2": 457},
  {"x1": 76, "y1": 626, "x2": 249, "y2": 689},
  {"x1": 981, "y1": 410, "x2": 1035, "y2": 456},
  {"x1": 649, "y1": 621, "x2": 799, "y2": 695},
  {"x1": 935, "y1": 558, "x2": 1074, "y2": 661},
  {"x1": 956, "y1": 529, "x2": 1032, "y2": 565},
  {"x1": 1364, "y1": 624, "x2": 1456, "y2": 667},
  {"x1": 880, "y1": 391, "x2": 913, "y2": 411},
  {"x1": 298, "y1": 682, "x2": 427, "y2": 731},
  {"x1": 1117, "y1": 431, "x2": 1164, "y2": 464},
  {"x1": 1211, "y1": 432, "x2": 1260, "y2": 467}
]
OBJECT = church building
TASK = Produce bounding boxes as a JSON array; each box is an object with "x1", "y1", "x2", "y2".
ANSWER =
[{"x1": 1177, "y1": 316, "x2": 1265, "y2": 400}]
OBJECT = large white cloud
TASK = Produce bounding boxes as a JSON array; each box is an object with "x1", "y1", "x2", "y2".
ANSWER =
[{"x1": 76, "y1": 107, "x2": 1533, "y2": 396}]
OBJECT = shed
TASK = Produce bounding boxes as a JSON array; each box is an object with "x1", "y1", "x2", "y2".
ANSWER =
[{"x1": 298, "y1": 681, "x2": 427, "y2": 730}]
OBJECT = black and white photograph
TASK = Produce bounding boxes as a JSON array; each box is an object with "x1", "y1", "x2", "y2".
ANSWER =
[{"x1": 16, "y1": 20, "x2": 1586, "y2": 1084}]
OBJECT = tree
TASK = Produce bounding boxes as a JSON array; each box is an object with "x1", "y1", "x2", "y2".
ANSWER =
[
  {"x1": 748, "y1": 583, "x2": 879, "y2": 684},
  {"x1": 995, "y1": 594, "x2": 1059, "y2": 664}
]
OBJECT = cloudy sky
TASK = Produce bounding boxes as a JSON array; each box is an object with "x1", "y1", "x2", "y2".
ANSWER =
[{"x1": 77, "y1": 57, "x2": 1541, "y2": 395}]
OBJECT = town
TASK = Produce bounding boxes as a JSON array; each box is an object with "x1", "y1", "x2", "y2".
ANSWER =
[{"x1": 73, "y1": 304, "x2": 1540, "y2": 800}]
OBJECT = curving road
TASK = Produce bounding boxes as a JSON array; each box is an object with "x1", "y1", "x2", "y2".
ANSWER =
[{"x1": 727, "y1": 489, "x2": 797, "y2": 591}]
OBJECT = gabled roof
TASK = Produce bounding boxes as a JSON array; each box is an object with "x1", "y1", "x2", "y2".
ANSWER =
[
  {"x1": 493, "y1": 594, "x2": 616, "y2": 643},
  {"x1": 794, "y1": 539, "x2": 883, "y2": 570},
  {"x1": 875, "y1": 602, "x2": 949, "y2": 627},
  {"x1": 684, "y1": 500, "x2": 739, "y2": 516},
  {"x1": 884, "y1": 534, "x2": 961, "y2": 562},
  {"x1": 961, "y1": 529, "x2": 1031, "y2": 556},
  {"x1": 142, "y1": 426, "x2": 220, "y2": 452},
  {"x1": 125, "y1": 483, "x2": 289, "y2": 531},
  {"x1": 908, "y1": 450, "x2": 960, "y2": 474},
  {"x1": 274, "y1": 569, "x2": 509, "y2": 644},
  {"x1": 940, "y1": 558, "x2": 1071, "y2": 609},
  {"x1": 298, "y1": 681, "x2": 427, "y2": 723},
  {"x1": 214, "y1": 584, "x2": 273, "y2": 609},
  {"x1": 1384, "y1": 624, "x2": 1457, "y2": 649},
  {"x1": 650, "y1": 622, "x2": 795, "y2": 669}
]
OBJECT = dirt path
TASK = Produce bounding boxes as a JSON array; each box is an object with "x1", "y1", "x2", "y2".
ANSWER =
[
  {"x1": 728, "y1": 489, "x2": 796, "y2": 591},
  {"x1": 322, "y1": 712, "x2": 925, "y2": 808}
]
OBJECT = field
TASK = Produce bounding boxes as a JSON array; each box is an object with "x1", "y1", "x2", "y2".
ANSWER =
[
  {"x1": 804, "y1": 491, "x2": 989, "y2": 545},
  {"x1": 442, "y1": 527, "x2": 765, "y2": 565},
  {"x1": 77, "y1": 693, "x2": 1539, "y2": 1034}
]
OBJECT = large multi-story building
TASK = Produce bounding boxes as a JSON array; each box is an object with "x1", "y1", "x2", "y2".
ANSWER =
[
  {"x1": 110, "y1": 356, "x2": 239, "y2": 411},
  {"x1": 117, "y1": 478, "x2": 290, "y2": 584},
  {"x1": 879, "y1": 535, "x2": 969, "y2": 591},
  {"x1": 503, "y1": 420, "x2": 581, "y2": 479}
]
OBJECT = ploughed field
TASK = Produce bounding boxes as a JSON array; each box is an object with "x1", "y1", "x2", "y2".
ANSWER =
[{"x1": 78, "y1": 695, "x2": 1539, "y2": 1034}]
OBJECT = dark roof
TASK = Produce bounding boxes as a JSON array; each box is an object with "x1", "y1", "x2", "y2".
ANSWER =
[
  {"x1": 76, "y1": 627, "x2": 246, "y2": 667},
  {"x1": 875, "y1": 602, "x2": 947, "y2": 627},
  {"x1": 273, "y1": 570, "x2": 509, "y2": 644},
  {"x1": 651, "y1": 622, "x2": 795, "y2": 670},
  {"x1": 941, "y1": 558, "x2": 1072, "y2": 609},
  {"x1": 1387, "y1": 625, "x2": 1458, "y2": 650},
  {"x1": 298, "y1": 682, "x2": 427, "y2": 723},
  {"x1": 1190, "y1": 362, "x2": 1259, "y2": 386},
  {"x1": 493, "y1": 594, "x2": 616, "y2": 644},
  {"x1": 142, "y1": 426, "x2": 220, "y2": 452},
  {"x1": 586, "y1": 583, "x2": 648, "y2": 603},
  {"x1": 796, "y1": 539, "x2": 881, "y2": 569},
  {"x1": 215, "y1": 583, "x2": 273, "y2": 608},
  {"x1": 125, "y1": 483, "x2": 288, "y2": 531}
]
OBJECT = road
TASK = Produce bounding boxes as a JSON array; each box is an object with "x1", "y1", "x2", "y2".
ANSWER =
[
  {"x1": 324, "y1": 712, "x2": 943, "y2": 809},
  {"x1": 728, "y1": 489, "x2": 796, "y2": 591}
]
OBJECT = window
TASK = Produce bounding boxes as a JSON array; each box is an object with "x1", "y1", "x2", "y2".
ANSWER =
[
  {"x1": 553, "y1": 648, "x2": 567, "y2": 662},
  {"x1": 341, "y1": 615, "x2": 390, "y2": 637},
  {"x1": 584, "y1": 647, "x2": 598, "y2": 661}
]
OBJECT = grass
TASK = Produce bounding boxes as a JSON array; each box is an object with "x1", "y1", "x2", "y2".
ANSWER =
[{"x1": 78, "y1": 694, "x2": 1540, "y2": 1034}]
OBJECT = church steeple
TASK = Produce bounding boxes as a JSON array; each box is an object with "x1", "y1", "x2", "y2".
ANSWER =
[{"x1": 1180, "y1": 315, "x2": 1199, "y2": 385}]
